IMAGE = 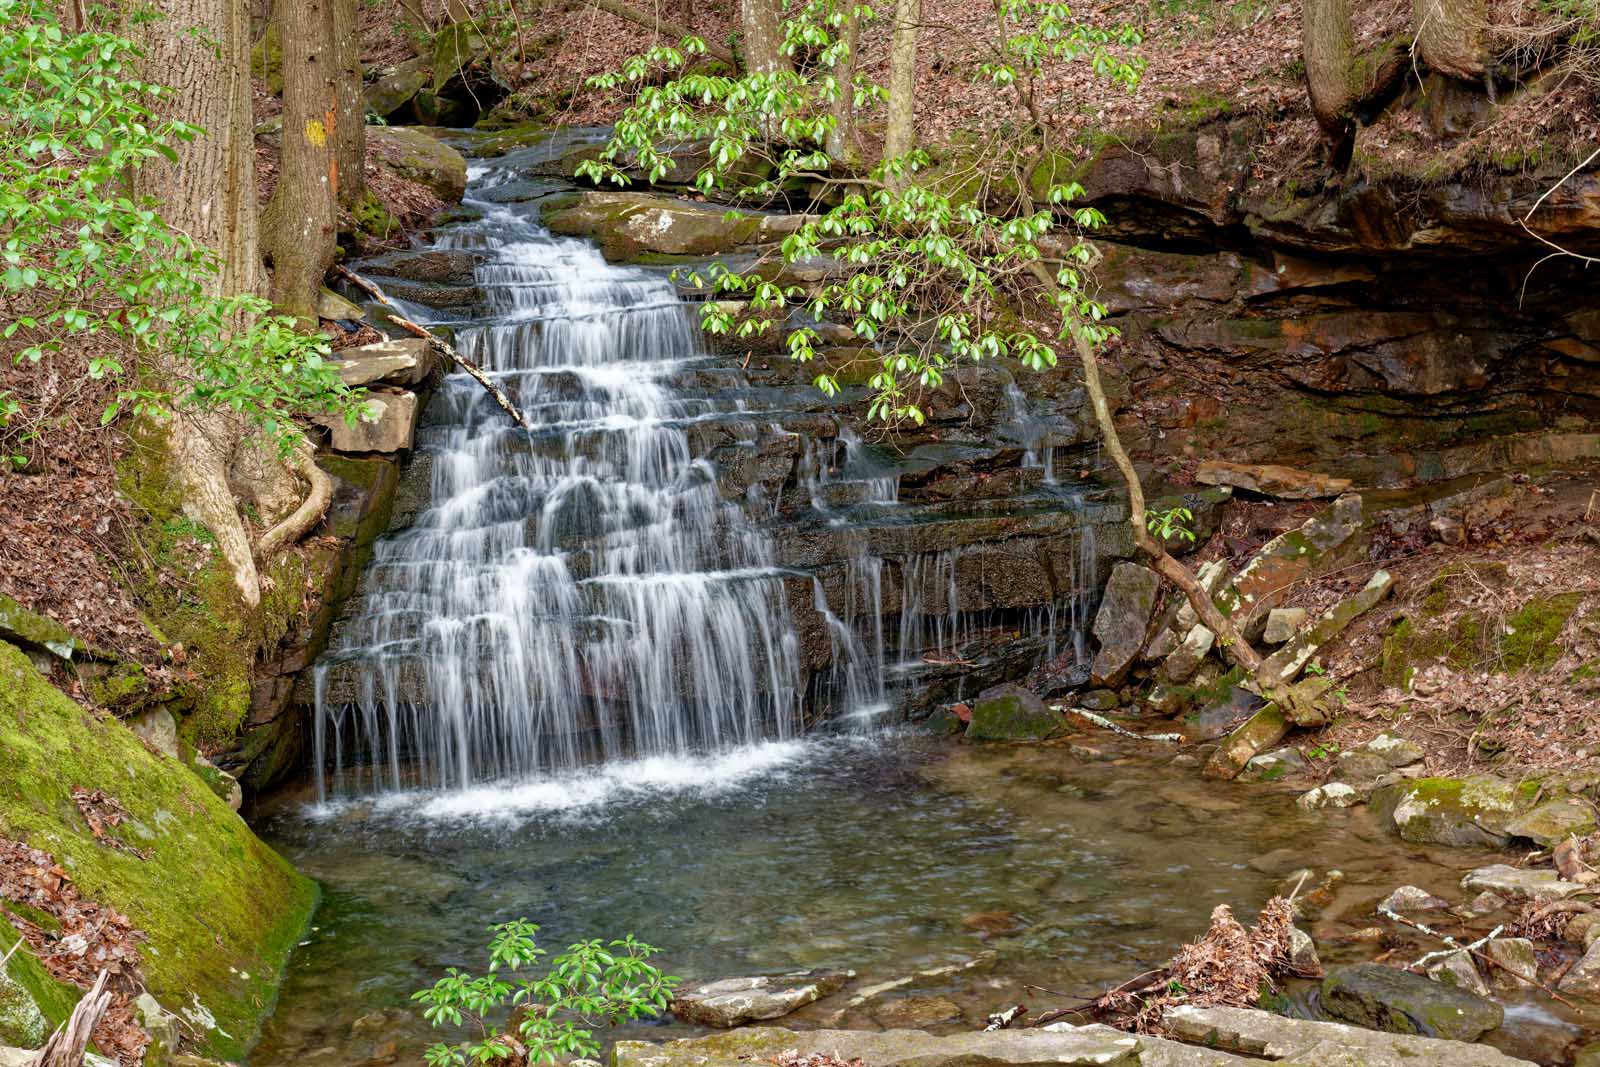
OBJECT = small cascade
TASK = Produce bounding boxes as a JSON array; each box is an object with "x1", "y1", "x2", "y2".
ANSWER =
[
  {"x1": 1003, "y1": 381, "x2": 1057, "y2": 484},
  {"x1": 313, "y1": 186, "x2": 802, "y2": 798}
]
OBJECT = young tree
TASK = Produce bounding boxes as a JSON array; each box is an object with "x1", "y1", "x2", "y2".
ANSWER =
[
  {"x1": 882, "y1": 0, "x2": 920, "y2": 177},
  {"x1": 332, "y1": 0, "x2": 365, "y2": 209},
  {"x1": 741, "y1": 0, "x2": 792, "y2": 73},
  {"x1": 265, "y1": 0, "x2": 338, "y2": 325}
]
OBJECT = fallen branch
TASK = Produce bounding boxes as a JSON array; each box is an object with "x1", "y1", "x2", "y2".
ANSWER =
[
  {"x1": 332, "y1": 266, "x2": 533, "y2": 433},
  {"x1": 32, "y1": 969, "x2": 112, "y2": 1067},
  {"x1": 257, "y1": 439, "x2": 334, "y2": 558},
  {"x1": 1383, "y1": 906, "x2": 1588, "y2": 1013},
  {"x1": 1054, "y1": 704, "x2": 1180, "y2": 743}
]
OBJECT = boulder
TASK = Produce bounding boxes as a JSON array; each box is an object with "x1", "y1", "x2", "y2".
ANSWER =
[
  {"x1": 1160, "y1": 625, "x2": 1214, "y2": 685},
  {"x1": 1203, "y1": 705, "x2": 1288, "y2": 781},
  {"x1": 1195, "y1": 461, "x2": 1353, "y2": 500},
  {"x1": 368, "y1": 125, "x2": 468, "y2": 202},
  {"x1": 1371, "y1": 776, "x2": 1539, "y2": 848},
  {"x1": 671, "y1": 971, "x2": 851, "y2": 1028},
  {"x1": 336, "y1": 338, "x2": 433, "y2": 388},
  {"x1": 542, "y1": 190, "x2": 805, "y2": 261},
  {"x1": 1320, "y1": 963, "x2": 1503, "y2": 1042},
  {"x1": 362, "y1": 57, "x2": 430, "y2": 122},
  {"x1": 1460, "y1": 864, "x2": 1587, "y2": 902},
  {"x1": 965, "y1": 685, "x2": 1064, "y2": 742},
  {"x1": 1089, "y1": 562, "x2": 1160, "y2": 687},
  {"x1": 319, "y1": 389, "x2": 418, "y2": 454},
  {"x1": 1256, "y1": 569, "x2": 1394, "y2": 688},
  {"x1": 1163, "y1": 1004, "x2": 1532, "y2": 1066},
  {"x1": 1504, "y1": 797, "x2": 1599, "y2": 848},
  {"x1": 1215, "y1": 493, "x2": 1366, "y2": 637},
  {"x1": 1561, "y1": 940, "x2": 1600, "y2": 1000},
  {"x1": 1261, "y1": 607, "x2": 1306, "y2": 644}
]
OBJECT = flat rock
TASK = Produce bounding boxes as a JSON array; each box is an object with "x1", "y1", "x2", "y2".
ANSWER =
[
  {"x1": 1090, "y1": 563, "x2": 1160, "y2": 687},
  {"x1": 1163, "y1": 1004, "x2": 1533, "y2": 1065},
  {"x1": 1460, "y1": 864, "x2": 1588, "y2": 902},
  {"x1": 1504, "y1": 797, "x2": 1600, "y2": 848},
  {"x1": 670, "y1": 970, "x2": 852, "y2": 1028},
  {"x1": 870, "y1": 995, "x2": 964, "y2": 1029},
  {"x1": 1195, "y1": 461, "x2": 1354, "y2": 500},
  {"x1": 1321, "y1": 963, "x2": 1502, "y2": 1042},
  {"x1": 1257, "y1": 569, "x2": 1394, "y2": 688},
  {"x1": 1216, "y1": 493, "x2": 1365, "y2": 637},
  {"x1": 336, "y1": 338, "x2": 432, "y2": 388},
  {"x1": 318, "y1": 389, "x2": 418, "y2": 454}
]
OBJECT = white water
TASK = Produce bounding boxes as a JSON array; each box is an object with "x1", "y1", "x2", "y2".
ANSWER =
[{"x1": 313, "y1": 196, "x2": 803, "y2": 799}]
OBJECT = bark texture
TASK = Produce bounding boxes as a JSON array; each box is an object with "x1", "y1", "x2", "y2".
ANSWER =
[
  {"x1": 824, "y1": 3, "x2": 861, "y2": 164},
  {"x1": 740, "y1": 0, "x2": 791, "y2": 74},
  {"x1": 883, "y1": 0, "x2": 921, "y2": 178},
  {"x1": 1302, "y1": 0, "x2": 1356, "y2": 140},
  {"x1": 1412, "y1": 0, "x2": 1487, "y2": 79},
  {"x1": 265, "y1": 0, "x2": 339, "y2": 326},
  {"x1": 131, "y1": 0, "x2": 269, "y2": 607},
  {"x1": 332, "y1": 0, "x2": 365, "y2": 208}
]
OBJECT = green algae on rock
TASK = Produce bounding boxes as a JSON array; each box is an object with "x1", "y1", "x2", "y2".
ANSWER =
[
  {"x1": 1370, "y1": 775, "x2": 1540, "y2": 848},
  {"x1": 0, "y1": 641, "x2": 315, "y2": 1059},
  {"x1": 1321, "y1": 963, "x2": 1503, "y2": 1042}
]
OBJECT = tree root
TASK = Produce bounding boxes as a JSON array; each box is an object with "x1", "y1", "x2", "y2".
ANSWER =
[{"x1": 257, "y1": 440, "x2": 333, "y2": 558}]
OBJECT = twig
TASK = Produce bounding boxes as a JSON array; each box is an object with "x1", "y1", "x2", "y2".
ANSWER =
[
  {"x1": 332, "y1": 266, "x2": 533, "y2": 433},
  {"x1": 1383, "y1": 906, "x2": 1590, "y2": 1013},
  {"x1": 1053, "y1": 705, "x2": 1180, "y2": 743}
]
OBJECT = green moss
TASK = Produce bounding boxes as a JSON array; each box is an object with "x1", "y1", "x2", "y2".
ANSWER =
[
  {"x1": 1501, "y1": 592, "x2": 1583, "y2": 672},
  {"x1": 0, "y1": 640, "x2": 315, "y2": 1059},
  {"x1": 349, "y1": 190, "x2": 399, "y2": 244},
  {"x1": 0, "y1": 917, "x2": 79, "y2": 1046}
]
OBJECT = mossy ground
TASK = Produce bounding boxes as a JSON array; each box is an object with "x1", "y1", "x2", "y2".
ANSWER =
[{"x1": 0, "y1": 640, "x2": 316, "y2": 1059}]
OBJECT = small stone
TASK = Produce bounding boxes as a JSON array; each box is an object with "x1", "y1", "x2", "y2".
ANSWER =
[
  {"x1": 1482, "y1": 938, "x2": 1538, "y2": 990},
  {"x1": 1160, "y1": 624, "x2": 1215, "y2": 685},
  {"x1": 1143, "y1": 684, "x2": 1188, "y2": 716},
  {"x1": 1257, "y1": 570, "x2": 1395, "y2": 688},
  {"x1": 1337, "y1": 750, "x2": 1403, "y2": 789},
  {"x1": 1288, "y1": 927, "x2": 1322, "y2": 975},
  {"x1": 1429, "y1": 515, "x2": 1466, "y2": 545},
  {"x1": 336, "y1": 338, "x2": 431, "y2": 388},
  {"x1": 1364, "y1": 733, "x2": 1426, "y2": 768},
  {"x1": 1240, "y1": 747, "x2": 1309, "y2": 783},
  {"x1": 1077, "y1": 689, "x2": 1120, "y2": 712},
  {"x1": 1427, "y1": 951, "x2": 1490, "y2": 997},
  {"x1": 1143, "y1": 626, "x2": 1179, "y2": 663},
  {"x1": 1464, "y1": 891, "x2": 1510, "y2": 917},
  {"x1": 317, "y1": 285, "x2": 366, "y2": 320},
  {"x1": 1263, "y1": 608, "x2": 1308, "y2": 644},
  {"x1": 1461, "y1": 864, "x2": 1586, "y2": 902},
  {"x1": 1298, "y1": 782, "x2": 1361, "y2": 810},
  {"x1": 1379, "y1": 886, "x2": 1451, "y2": 914}
]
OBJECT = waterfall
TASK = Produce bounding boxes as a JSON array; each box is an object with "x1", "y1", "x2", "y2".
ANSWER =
[{"x1": 314, "y1": 194, "x2": 802, "y2": 799}]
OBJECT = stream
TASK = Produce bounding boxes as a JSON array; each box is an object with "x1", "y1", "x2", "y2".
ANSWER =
[{"x1": 252, "y1": 138, "x2": 1582, "y2": 1066}]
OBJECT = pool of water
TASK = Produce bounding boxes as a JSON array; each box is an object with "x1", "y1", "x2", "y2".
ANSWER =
[{"x1": 248, "y1": 733, "x2": 1574, "y2": 1065}]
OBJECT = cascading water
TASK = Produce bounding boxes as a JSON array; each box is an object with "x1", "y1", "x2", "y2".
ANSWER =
[{"x1": 312, "y1": 178, "x2": 802, "y2": 799}]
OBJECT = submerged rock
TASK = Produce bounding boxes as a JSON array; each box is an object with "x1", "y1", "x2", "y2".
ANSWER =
[
  {"x1": 1296, "y1": 782, "x2": 1361, "y2": 810},
  {"x1": 1460, "y1": 864, "x2": 1587, "y2": 902},
  {"x1": 1320, "y1": 963, "x2": 1503, "y2": 1041},
  {"x1": 671, "y1": 970, "x2": 852, "y2": 1028},
  {"x1": 1238, "y1": 746, "x2": 1307, "y2": 783}
]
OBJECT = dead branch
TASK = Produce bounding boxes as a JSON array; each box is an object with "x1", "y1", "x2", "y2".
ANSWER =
[
  {"x1": 333, "y1": 266, "x2": 534, "y2": 433},
  {"x1": 32, "y1": 969, "x2": 112, "y2": 1067},
  {"x1": 1383, "y1": 905, "x2": 1590, "y2": 1013}
]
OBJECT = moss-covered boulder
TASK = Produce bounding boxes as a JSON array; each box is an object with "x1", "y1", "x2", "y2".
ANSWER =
[
  {"x1": 964, "y1": 685, "x2": 1064, "y2": 742},
  {"x1": 542, "y1": 191, "x2": 804, "y2": 261},
  {"x1": 0, "y1": 641, "x2": 316, "y2": 1059},
  {"x1": 1203, "y1": 704, "x2": 1289, "y2": 781},
  {"x1": 367, "y1": 125, "x2": 468, "y2": 203},
  {"x1": 1321, "y1": 964, "x2": 1502, "y2": 1041},
  {"x1": 362, "y1": 57, "x2": 430, "y2": 123},
  {"x1": 0, "y1": 594, "x2": 84, "y2": 662},
  {"x1": 1370, "y1": 775, "x2": 1539, "y2": 848},
  {"x1": 1504, "y1": 797, "x2": 1599, "y2": 848}
]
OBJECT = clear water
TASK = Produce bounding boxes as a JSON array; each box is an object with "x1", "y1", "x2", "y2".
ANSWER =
[{"x1": 250, "y1": 736, "x2": 1539, "y2": 1066}]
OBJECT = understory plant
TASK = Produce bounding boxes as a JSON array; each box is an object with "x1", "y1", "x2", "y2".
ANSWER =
[
  {"x1": 412, "y1": 920, "x2": 678, "y2": 1066},
  {"x1": 0, "y1": 0, "x2": 363, "y2": 455}
]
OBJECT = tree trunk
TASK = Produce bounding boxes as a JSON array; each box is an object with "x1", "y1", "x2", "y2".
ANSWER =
[
  {"x1": 265, "y1": 0, "x2": 339, "y2": 326},
  {"x1": 332, "y1": 0, "x2": 365, "y2": 209},
  {"x1": 131, "y1": 0, "x2": 269, "y2": 607},
  {"x1": 824, "y1": 2, "x2": 861, "y2": 165},
  {"x1": 739, "y1": 0, "x2": 790, "y2": 74},
  {"x1": 1302, "y1": 0, "x2": 1355, "y2": 137},
  {"x1": 1412, "y1": 0, "x2": 1487, "y2": 79},
  {"x1": 882, "y1": 0, "x2": 920, "y2": 181}
]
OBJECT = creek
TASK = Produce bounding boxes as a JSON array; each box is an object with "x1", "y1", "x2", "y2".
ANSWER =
[{"x1": 253, "y1": 144, "x2": 1578, "y2": 1066}]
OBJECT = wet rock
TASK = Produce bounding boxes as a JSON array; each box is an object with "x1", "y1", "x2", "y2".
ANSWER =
[
  {"x1": 1160, "y1": 625, "x2": 1214, "y2": 685},
  {"x1": 1261, "y1": 608, "x2": 1306, "y2": 645},
  {"x1": 671, "y1": 970, "x2": 852, "y2": 1027},
  {"x1": 1379, "y1": 886, "x2": 1451, "y2": 913},
  {"x1": 1482, "y1": 938, "x2": 1538, "y2": 991},
  {"x1": 361, "y1": 250, "x2": 479, "y2": 287},
  {"x1": 1203, "y1": 705, "x2": 1288, "y2": 781},
  {"x1": 1257, "y1": 570, "x2": 1394, "y2": 688},
  {"x1": 961, "y1": 910, "x2": 1025, "y2": 939},
  {"x1": 1195, "y1": 461, "x2": 1353, "y2": 500},
  {"x1": 1163, "y1": 1004, "x2": 1532, "y2": 1065},
  {"x1": 543, "y1": 190, "x2": 804, "y2": 260},
  {"x1": 1560, "y1": 940, "x2": 1600, "y2": 1000},
  {"x1": 1288, "y1": 927, "x2": 1322, "y2": 975},
  {"x1": 1461, "y1": 864, "x2": 1586, "y2": 902},
  {"x1": 1297, "y1": 782, "x2": 1361, "y2": 810},
  {"x1": 1371, "y1": 776, "x2": 1538, "y2": 848},
  {"x1": 1426, "y1": 951, "x2": 1489, "y2": 997},
  {"x1": 1504, "y1": 797, "x2": 1600, "y2": 848},
  {"x1": 1089, "y1": 563, "x2": 1160, "y2": 687},
  {"x1": 870, "y1": 995, "x2": 964, "y2": 1029},
  {"x1": 965, "y1": 685, "x2": 1063, "y2": 742},
  {"x1": 1321, "y1": 963, "x2": 1503, "y2": 1041},
  {"x1": 319, "y1": 389, "x2": 418, "y2": 454},
  {"x1": 1239, "y1": 747, "x2": 1307, "y2": 783},
  {"x1": 317, "y1": 286, "x2": 366, "y2": 321}
]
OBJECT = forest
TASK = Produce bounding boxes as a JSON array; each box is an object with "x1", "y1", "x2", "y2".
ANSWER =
[{"x1": 1, "y1": 0, "x2": 1599, "y2": 1063}]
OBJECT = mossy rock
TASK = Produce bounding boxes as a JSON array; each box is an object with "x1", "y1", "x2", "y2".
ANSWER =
[
  {"x1": 1321, "y1": 963, "x2": 1502, "y2": 1041},
  {"x1": 0, "y1": 641, "x2": 316, "y2": 1059},
  {"x1": 0, "y1": 918, "x2": 76, "y2": 1048},
  {"x1": 1501, "y1": 592, "x2": 1583, "y2": 672},
  {"x1": 1371, "y1": 775, "x2": 1540, "y2": 847},
  {"x1": 368, "y1": 125, "x2": 468, "y2": 203},
  {"x1": 542, "y1": 191, "x2": 779, "y2": 261},
  {"x1": 964, "y1": 685, "x2": 1064, "y2": 742},
  {"x1": 0, "y1": 593, "x2": 84, "y2": 661}
]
